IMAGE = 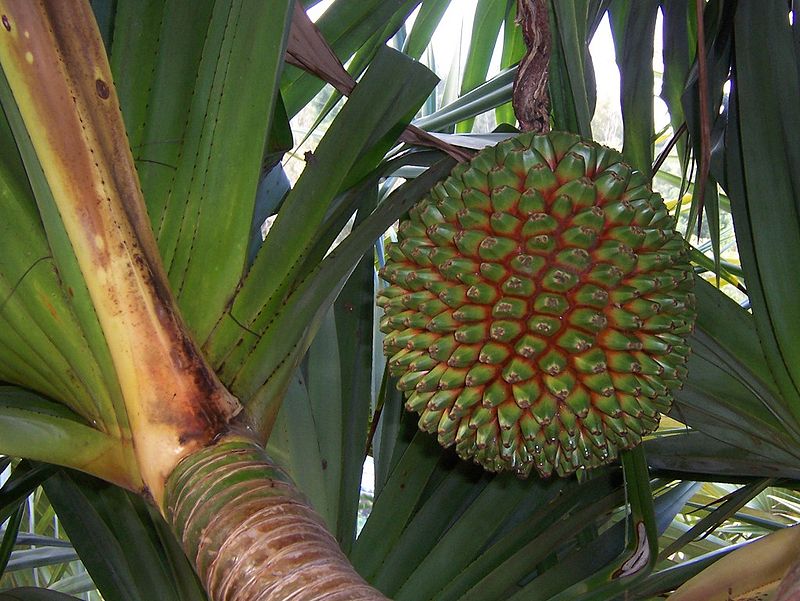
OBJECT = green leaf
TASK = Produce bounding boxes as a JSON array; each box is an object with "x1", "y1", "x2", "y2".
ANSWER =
[
  {"x1": 550, "y1": 0, "x2": 593, "y2": 137},
  {"x1": 495, "y1": 0, "x2": 526, "y2": 125},
  {"x1": 520, "y1": 448, "x2": 658, "y2": 601},
  {"x1": 394, "y1": 472, "x2": 553, "y2": 601},
  {"x1": 282, "y1": 0, "x2": 420, "y2": 117},
  {"x1": 415, "y1": 66, "x2": 516, "y2": 132},
  {"x1": 299, "y1": 0, "x2": 424, "y2": 148},
  {"x1": 4, "y1": 548, "x2": 79, "y2": 573},
  {"x1": 0, "y1": 588, "x2": 83, "y2": 601},
  {"x1": 238, "y1": 159, "x2": 453, "y2": 436},
  {"x1": 267, "y1": 370, "x2": 331, "y2": 523},
  {"x1": 0, "y1": 462, "x2": 55, "y2": 526},
  {"x1": 43, "y1": 471, "x2": 208, "y2": 601},
  {"x1": 372, "y1": 373, "x2": 408, "y2": 495},
  {"x1": 0, "y1": 501, "x2": 24, "y2": 576},
  {"x1": 659, "y1": 478, "x2": 772, "y2": 560},
  {"x1": 631, "y1": 542, "x2": 743, "y2": 599},
  {"x1": 403, "y1": 0, "x2": 452, "y2": 59},
  {"x1": 716, "y1": 1, "x2": 800, "y2": 424},
  {"x1": 0, "y1": 387, "x2": 133, "y2": 486},
  {"x1": 246, "y1": 164, "x2": 291, "y2": 267},
  {"x1": 350, "y1": 432, "x2": 442, "y2": 580},
  {"x1": 0, "y1": 100, "x2": 122, "y2": 434},
  {"x1": 332, "y1": 237, "x2": 378, "y2": 552},
  {"x1": 647, "y1": 431, "x2": 800, "y2": 480},
  {"x1": 608, "y1": 0, "x2": 660, "y2": 175},
  {"x1": 112, "y1": 0, "x2": 294, "y2": 342},
  {"x1": 452, "y1": 472, "x2": 624, "y2": 601},
  {"x1": 206, "y1": 47, "x2": 440, "y2": 424},
  {"x1": 457, "y1": 0, "x2": 507, "y2": 132},
  {"x1": 660, "y1": 0, "x2": 696, "y2": 169}
]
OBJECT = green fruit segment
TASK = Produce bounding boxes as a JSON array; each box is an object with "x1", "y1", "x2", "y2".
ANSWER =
[{"x1": 377, "y1": 131, "x2": 695, "y2": 478}]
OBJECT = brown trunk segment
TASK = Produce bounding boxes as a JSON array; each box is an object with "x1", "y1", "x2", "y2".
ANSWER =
[{"x1": 165, "y1": 437, "x2": 389, "y2": 601}]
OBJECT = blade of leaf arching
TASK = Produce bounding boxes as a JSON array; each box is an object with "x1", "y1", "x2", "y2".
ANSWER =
[
  {"x1": 452, "y1": 472, "x2": 625, "y2": 601},
  {"x1": 511, "y1": 482, "x2": 694, "y2": 601},
  {"x1": 456, "y1": 0, "x2": 507, "y2": 133},
  {"x1": 0, "y1": 387, "x2": 138, "y2": 489},
  {"x1": 247, "y1": 163, "x2": 291, "y2": 267},
  {"x1": 516, "y1": 448, "x2": 658, "y2": 601},
  {"x1": 43, "y1": 470, "x2": 208, "y2": 601},
  {"x1": 289, "y1": 0, "x2": 420, "y2": 157},
  {"x1": 674, "y1": 357, "x2": 800, "y2": 467},
  {"x1": 373, "y1": 375, "x2": 407, "y2": 495},
  {"x1": 0, "y1": 501, "x2": 24, "y2": 576},
  {"x1": 0, "y1": 462, "x2": 54, "y2": 525},
  {"x1": 660, "y1": 0, "x2": 696, "y2": 170},
  {"x1": 402, "y1": 0, "x2": 451, "y2": 59},
  {"x1": 349, "y1": 432, "x2": 442, "y2": 580},
  {"x1": 111, "y1": 0, "x2": 294, "y2": 342},
  {"x1": 634, "y1": 542, "x2": 745, "y2": 599},
  {"x1": 692, "y1": 278, "x2": 779, "y2": 401},
  {"x1": 231, "y1": 159, "x2": 453, "y2": 438},
  {"x1": 414, "y1": 66, "x2": 516, "y2": 132},
  {"x1": 393, "y1": 473, "x2": 550, "y2": 601},
  {"x1": 430, "y1": 476, "x2": 587, "y2": 601},
  {"x1": 370, "y1": 466, "x2": 493, "y2": 595},
  {"x1": 495, "y1": 0, "x2": 526, "y2": 126},
  {"x1": 677, "y1": 278, "x2": 800, "y2": 452},
  {"x1": 305, "y1": 310, "x2": 345, "y2": 531},
  {"x1": 332, "y1": 234, "x2": 377, "y2": 552},
  {"x1": 550, "y1": 0, "x2": 593, "y2": 137},
  {"x1": 0, "y1": 589, "x2": 83, "y2": 601},
  {"x1": 0, "y1": 75, "x2": 124, "y2": 437},
  {"x1": 266, "y1": 371, "x2": 331, "y2": 525},
  {"x1": 5, "y1": 548, "x2": 79, "y2": 573},
  {"x1": 608, "y1": 0, "x2": 659, "y2": 176},
  {"x1": 718, "y1": 1, "x2": 800, "y2": 422},
  {"x1": 646, "y1": 431, "x2": 800, "y2": 480},
  {"x1": 659, "y1": 478, "x2": 772, "y2": 561},
  {"x1": 282, "y1": 0, "x2": 421, "y2": 117},
  {"x1": 205, "y1": 47, "x2": 438, "y2": 404}
]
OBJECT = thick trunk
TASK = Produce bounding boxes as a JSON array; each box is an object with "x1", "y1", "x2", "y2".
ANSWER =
[{"x1": 164, "y1": 437, "x2": 388, "y2": 601}]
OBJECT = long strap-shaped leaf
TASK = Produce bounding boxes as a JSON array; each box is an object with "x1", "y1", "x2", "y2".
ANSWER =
[
  {"x1": 109, "y1": 0, "x2": 294, "y2": 342},
  {"x1": 0, "y1": 1, "x2": 238, "y2": 503},
  {"x1": 720, "y1": 1, "x2": 800, "y2": 423},
  {"x1": 0, "y1": 87, "x2": 125, "y2": 443}
]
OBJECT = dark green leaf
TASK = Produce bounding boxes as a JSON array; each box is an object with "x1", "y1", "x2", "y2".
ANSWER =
[
  {"x1": 457, "y1": 0, "x2": 507, "y2": 132},
  {"x1": 403, "y1": 0, "x2": 452, "y2": 59},
  {"x1": 0, "y1": 501, "x2": 24, "y2": 576},
  {"x1": 0, "y1": 462, "x2": 54, "y2": 525},
  {"x1": 715, "y1": 1, "x2": 800, "y2": 426},
  {"x1": 0, "y1": 588, "x2": 83, "y2": 601},
  {"x1": 44, "y1": 471, "x2": 207, "y2": 601},
  {"x1": 550, "y1": 0, "x2": 593, "y2": 136},
  {"x1": 608, "y1": 0, "x2": 660, "y2": 175},
  {"x1": 282, "y1": 0, "x2": 420, "y2": 116}
]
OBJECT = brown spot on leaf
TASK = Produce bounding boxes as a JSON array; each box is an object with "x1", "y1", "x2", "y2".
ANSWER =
[
  {"x1": 95, "y1": 78, "x2": 109, "y2": 99},
  {"x1": 2, "y1": 15, "x2": 10, "y2": 31}
]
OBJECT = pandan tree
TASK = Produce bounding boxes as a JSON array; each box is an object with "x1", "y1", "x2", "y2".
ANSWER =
[{"x1": 0, "y1": 1, "x2": 799, "y2": 600}]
